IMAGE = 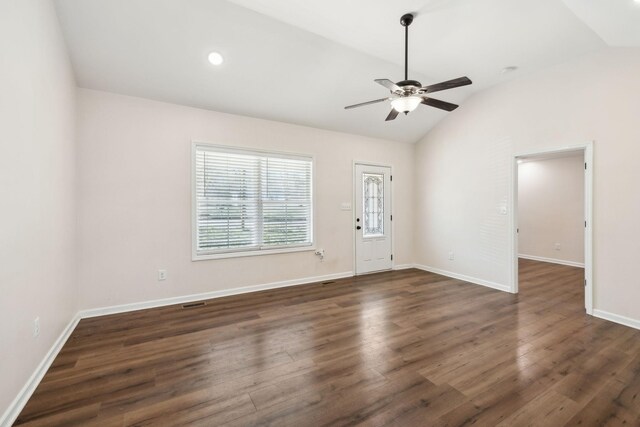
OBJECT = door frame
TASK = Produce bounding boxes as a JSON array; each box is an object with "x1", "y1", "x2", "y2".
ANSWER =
[
  {"x1": 509, "y1": 141, "x2": 593, "y2": 314},
  {"x1": 352, "y1": 161, "x2": 394, "y2": 275}
]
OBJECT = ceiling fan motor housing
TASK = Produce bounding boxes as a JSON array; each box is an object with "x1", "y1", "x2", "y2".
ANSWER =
[{"x1": 396, "y1": 80, "x2": 422, "y2": 93}]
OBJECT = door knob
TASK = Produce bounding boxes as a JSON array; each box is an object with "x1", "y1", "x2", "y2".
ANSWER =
[{"x1": 356, "y1": 226, "x2": 362, "y2": 230}]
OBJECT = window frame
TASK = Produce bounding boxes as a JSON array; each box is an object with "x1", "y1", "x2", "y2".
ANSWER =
[{"x1": 191, "y1": 141, "x2": 315, "y2": 261}]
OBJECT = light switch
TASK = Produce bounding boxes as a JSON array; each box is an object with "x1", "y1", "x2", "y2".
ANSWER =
[{"x1": 341, "y1": 202, "x2": 352, "y2": 211}]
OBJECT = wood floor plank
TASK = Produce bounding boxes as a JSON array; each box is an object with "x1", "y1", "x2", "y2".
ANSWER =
[
  {"x1": 16, "y1": 403, "x2": 101, "y2": 427},
  {"x1": 496, "y1": 389, "x2": 580, "y2": 426},
  {"x1": 122, "y1": 390, "x2": 255, "y2": 426},
  {"x1": 564, "y1": 378, "x2": 640, "y2": 426},
  {"x1": 14, "y1": 259, "x2": 640, "y2": 426}
]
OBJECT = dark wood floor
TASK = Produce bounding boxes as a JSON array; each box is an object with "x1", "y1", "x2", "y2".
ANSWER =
[{"x1": 15, "y1": 260, "x2": 640, "y2": 426}]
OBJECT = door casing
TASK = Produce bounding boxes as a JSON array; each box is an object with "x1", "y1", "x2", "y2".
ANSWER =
[{"x1": 510, "y1": 141, "x2": 593, "y2": 314}]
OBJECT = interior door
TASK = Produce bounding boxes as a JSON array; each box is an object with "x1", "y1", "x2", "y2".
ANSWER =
[{"x1": 355, "y1": 164, "x2": 392, "y2": 274}]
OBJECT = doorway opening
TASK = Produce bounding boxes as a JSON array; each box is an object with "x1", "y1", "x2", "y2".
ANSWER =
[
  {"x1": 353, "y1": 163, "x2": 393, "y2": 275},
  {"x1": 511, "y1": 143, "x2": 593, "y2": 314}
]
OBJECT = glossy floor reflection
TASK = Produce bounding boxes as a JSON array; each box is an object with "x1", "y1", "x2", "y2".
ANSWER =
[{"x1": 16, "y1": 261, "x2": 640, "y2": 426}]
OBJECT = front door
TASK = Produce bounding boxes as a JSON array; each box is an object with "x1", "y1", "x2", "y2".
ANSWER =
[{"x1": 354, "y1": 164, "x2": 392, "y2": 274}]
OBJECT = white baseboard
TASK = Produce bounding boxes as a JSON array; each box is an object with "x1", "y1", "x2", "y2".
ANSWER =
[
  {"x1": 393, "y1": 264, "x2": 414, "y2": 270},
  {"x1": 79, "y1": 271, "x2": 354, "y2": 318},
  {"x1": 593, "y1": 309, "x2": 640, "y2": 331},
  {"x1": 414, "y1": 264, "x2": 511, "y2": 293},
  {"x1": 518, "y1": 254, "x2": 585, "y2": 268},
  {"x1": 0, "y1": 314, "x2": 81, "y2": 427}
]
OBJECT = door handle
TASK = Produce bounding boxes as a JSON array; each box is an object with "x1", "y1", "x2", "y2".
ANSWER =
[{"x1": 356, "y1": 226, "x2": 362, "y2": 230}]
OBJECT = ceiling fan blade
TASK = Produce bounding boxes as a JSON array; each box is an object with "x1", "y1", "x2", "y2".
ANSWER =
[
  {"x1": 375, "y1": 79, "x2": 401, "y2": 92},
  {"x1": 423, "y1": 76, "x2": 472, "y2": 93},
  {"x1": 421, "y1": 97, "x2": 459, "y2": 112},
  {"x1": 344, "y1": 98, "x2": 389, "y2": 110},
  {"x1": 385, "y1": 109, "x2": 399, "y2": 121}
]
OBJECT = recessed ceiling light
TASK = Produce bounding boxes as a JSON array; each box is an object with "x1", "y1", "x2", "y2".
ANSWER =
[
  {"x1": 502, "y1": 66, "x2": 518, "y2": 74},
  {"x1": 207, "y1": 52, "x2": 224, "y2": 66}
]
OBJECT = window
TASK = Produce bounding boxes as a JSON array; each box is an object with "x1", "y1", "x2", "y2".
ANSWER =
[
  {"x1": 363, "y1": 173, "x2": 384, "y2": 236},
  {"x1": 193, "y1": 143, "x2": 313, "y2": 259}
]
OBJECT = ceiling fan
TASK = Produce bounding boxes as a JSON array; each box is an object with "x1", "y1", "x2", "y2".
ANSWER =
[{"x1": 345, "y1": 13, "x2": 472, "y2": 121}]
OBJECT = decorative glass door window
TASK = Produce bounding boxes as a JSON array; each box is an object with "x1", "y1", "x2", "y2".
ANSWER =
[{"x1": 363, "y1": 173, "x2": 384, "y2": 236}]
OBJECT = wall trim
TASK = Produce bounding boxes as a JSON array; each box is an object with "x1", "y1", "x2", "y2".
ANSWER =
[
  {"x1": 0, "y1": 314, "x2": 81, "y2": 427},
  {"x1": 414, "y1": 264, "x2": 511, "y2": 293},
  {"x1": 518, "y1": 254, "x2": 585, "y2": 268},
  {"x1": 393, "y1": 264, "x2": 414, "y2": 270},
  {"x1": 593, "y1": 309, "x2": 640, "y2": 331},
  {"x1": 79, "y1": 271, "x2": 354, "y2": 319}
]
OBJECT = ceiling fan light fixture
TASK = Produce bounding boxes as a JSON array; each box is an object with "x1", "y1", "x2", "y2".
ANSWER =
[{"x1": 391, "y1": 96, "x2": 422, "y2": 113}]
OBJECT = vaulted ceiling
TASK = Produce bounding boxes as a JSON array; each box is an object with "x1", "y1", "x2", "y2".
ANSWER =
[{"x1": 54, "y1": 0, "x2": 640, "y2": 143}]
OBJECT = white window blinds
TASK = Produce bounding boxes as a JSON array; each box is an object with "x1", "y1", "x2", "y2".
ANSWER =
[{"x1": 193, "y1": 144, "x2": 313, "y2": 257}]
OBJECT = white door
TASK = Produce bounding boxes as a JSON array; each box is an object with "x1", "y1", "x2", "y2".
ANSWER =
[{"x1": 355, "y1": 164, "x2": 392, "y2": 274}]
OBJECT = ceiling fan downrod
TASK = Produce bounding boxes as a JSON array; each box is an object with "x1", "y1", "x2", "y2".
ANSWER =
[
  {"x1": 401, "y1": 13, "x2": 413, "y2": 82},
  {"x1": 398, "y1": 14, "x2": 420, "y2": 90}
]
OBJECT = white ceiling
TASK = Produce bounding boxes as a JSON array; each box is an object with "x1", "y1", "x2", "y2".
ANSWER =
[
  {"x1": 562, "y1": 0, "x2": 640, "y2": 46},
  {"x1": 53, "y1": 0, "x2": 636, "y2": 143}
]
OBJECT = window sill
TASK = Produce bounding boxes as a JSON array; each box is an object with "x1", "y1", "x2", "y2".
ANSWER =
[{"x1": 192, "y1": 245, "x2": 316, "y2": 261}]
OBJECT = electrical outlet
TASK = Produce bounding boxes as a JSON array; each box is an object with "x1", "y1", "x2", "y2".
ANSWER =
[
  {"x1": 158, "y1": 270, "x2": 167, "y2": 281},
  {"x1": 554, "y1": 243, "x2": 561, "y2": 251},
  {"x1": 448, "y1": 251, "x2": 455, "y2": 261},
  {"x1": 33, "y1": 317, "x2": 40, "y2": 337}
]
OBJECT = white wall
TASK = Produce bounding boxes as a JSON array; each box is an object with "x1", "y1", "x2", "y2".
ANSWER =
[
  {"x1": 414, "y1": 47, "x2": 640, "y2": 321},
  {"x1": 518, "y1": 155, "x2": 584, "y2": 266},
  {"x1": 76, "y1": 89, "x2": 414, "y2": 310},
  {"x1": 0, "y1": 0, "x2": 77, "y2": 418}
]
